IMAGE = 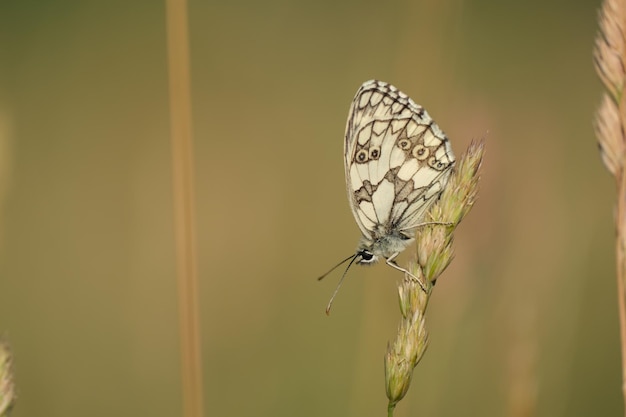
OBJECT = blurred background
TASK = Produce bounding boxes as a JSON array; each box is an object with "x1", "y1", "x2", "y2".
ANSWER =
[{"x1": 0, "y1": 0, "x2": 618, "y2": 416}]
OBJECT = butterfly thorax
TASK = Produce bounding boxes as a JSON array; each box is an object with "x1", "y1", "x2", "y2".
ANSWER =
[{"x1": 356, "y1": 230, "x2": 413, "y2": 265}]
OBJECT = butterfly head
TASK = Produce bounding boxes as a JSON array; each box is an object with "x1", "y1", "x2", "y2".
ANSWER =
[{"x1": 356, "y1": 231, "x2": 413, "y2": 265}]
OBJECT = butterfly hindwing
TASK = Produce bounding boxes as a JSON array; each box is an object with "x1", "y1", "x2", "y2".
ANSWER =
[{"x1": 344, "y1": 80, "x2": 455, "y2": 240}]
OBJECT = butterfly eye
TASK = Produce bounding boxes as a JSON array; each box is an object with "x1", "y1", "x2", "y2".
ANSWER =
[
  {"x1": 428, "y1": 156, "x2": 447, "y2": 171},
  {"x1": 356, "y1": 149, "x2": 369, "y2": 163},
  {"x1": 369, "y1": 146, "x2": 381, "y2": 160},
  {"x1": 359, "y1": 250, "x2": 374, "y2": 261},
  {"x1": 398, "y1": 139, "x2": 412, "y2": 150},
  {"x1": 412, "y1": 145, "x2": 429, "y2": 161}
]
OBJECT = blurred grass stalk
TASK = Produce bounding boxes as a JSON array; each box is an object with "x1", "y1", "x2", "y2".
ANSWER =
[
  {"x1": 594, "y1": 0, "x2": 626, "y2": 413},
  {"x1": 0, "y1": 341, "x2": 15, "y2": 416},
  {"x1": 385, "y1": 141, "x2": 484, "y2": 416},
  {"x1": 0, "y1": 104, "x2": 14, "y2": 417},
  {"x1": 166, "y1": 1, "x2": 205, "y2": 417}
]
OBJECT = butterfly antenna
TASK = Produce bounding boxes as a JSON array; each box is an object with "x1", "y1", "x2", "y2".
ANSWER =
[
  {"x1": 317, "y1": 254, "x2": 356, "y2": 281},
  {"x1": 324, "y1": 254, "x2": 360, "y2": 315}
]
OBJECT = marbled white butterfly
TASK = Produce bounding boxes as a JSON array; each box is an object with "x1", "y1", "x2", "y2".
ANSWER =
[{"x1": 319, "y1": 80, "x2": 455, "y2": 313}]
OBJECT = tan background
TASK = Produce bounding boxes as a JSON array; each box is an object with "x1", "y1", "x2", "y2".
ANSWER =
[{"x1": 0, "y1": 1, "x2": 617, "y2": 416}]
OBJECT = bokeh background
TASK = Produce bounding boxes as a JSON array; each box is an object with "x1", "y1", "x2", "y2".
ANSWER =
[{"x1": 0, "y1": 0, "x2": 619, "y2": 416}]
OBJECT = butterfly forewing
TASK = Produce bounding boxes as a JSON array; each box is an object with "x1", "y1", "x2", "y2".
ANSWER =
[{"x1": 344, "y1": 80, "x2": 455, "y2": 241}]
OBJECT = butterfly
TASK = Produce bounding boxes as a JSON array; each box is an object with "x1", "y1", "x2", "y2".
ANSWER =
[{"x1": 319, "y1": 80, "x2": 455, "y2": 314}]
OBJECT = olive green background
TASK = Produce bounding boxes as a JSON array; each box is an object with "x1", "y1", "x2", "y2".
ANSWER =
[{"x1": 0, "y1": 1, "x2": 618, "y2": 416}]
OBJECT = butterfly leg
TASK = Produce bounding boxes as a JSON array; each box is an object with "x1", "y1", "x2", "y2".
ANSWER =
[
  {"x1": 385, "y1": 253, "x2": 430, "y2": 292},
  {"x1": 411, "y1": 221, "x2": 454, "y2": 229}
]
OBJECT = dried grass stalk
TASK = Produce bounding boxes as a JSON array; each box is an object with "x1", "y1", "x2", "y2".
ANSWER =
[{"x1": 385, "y1": 140, "x2": 484, "y2": 416}]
